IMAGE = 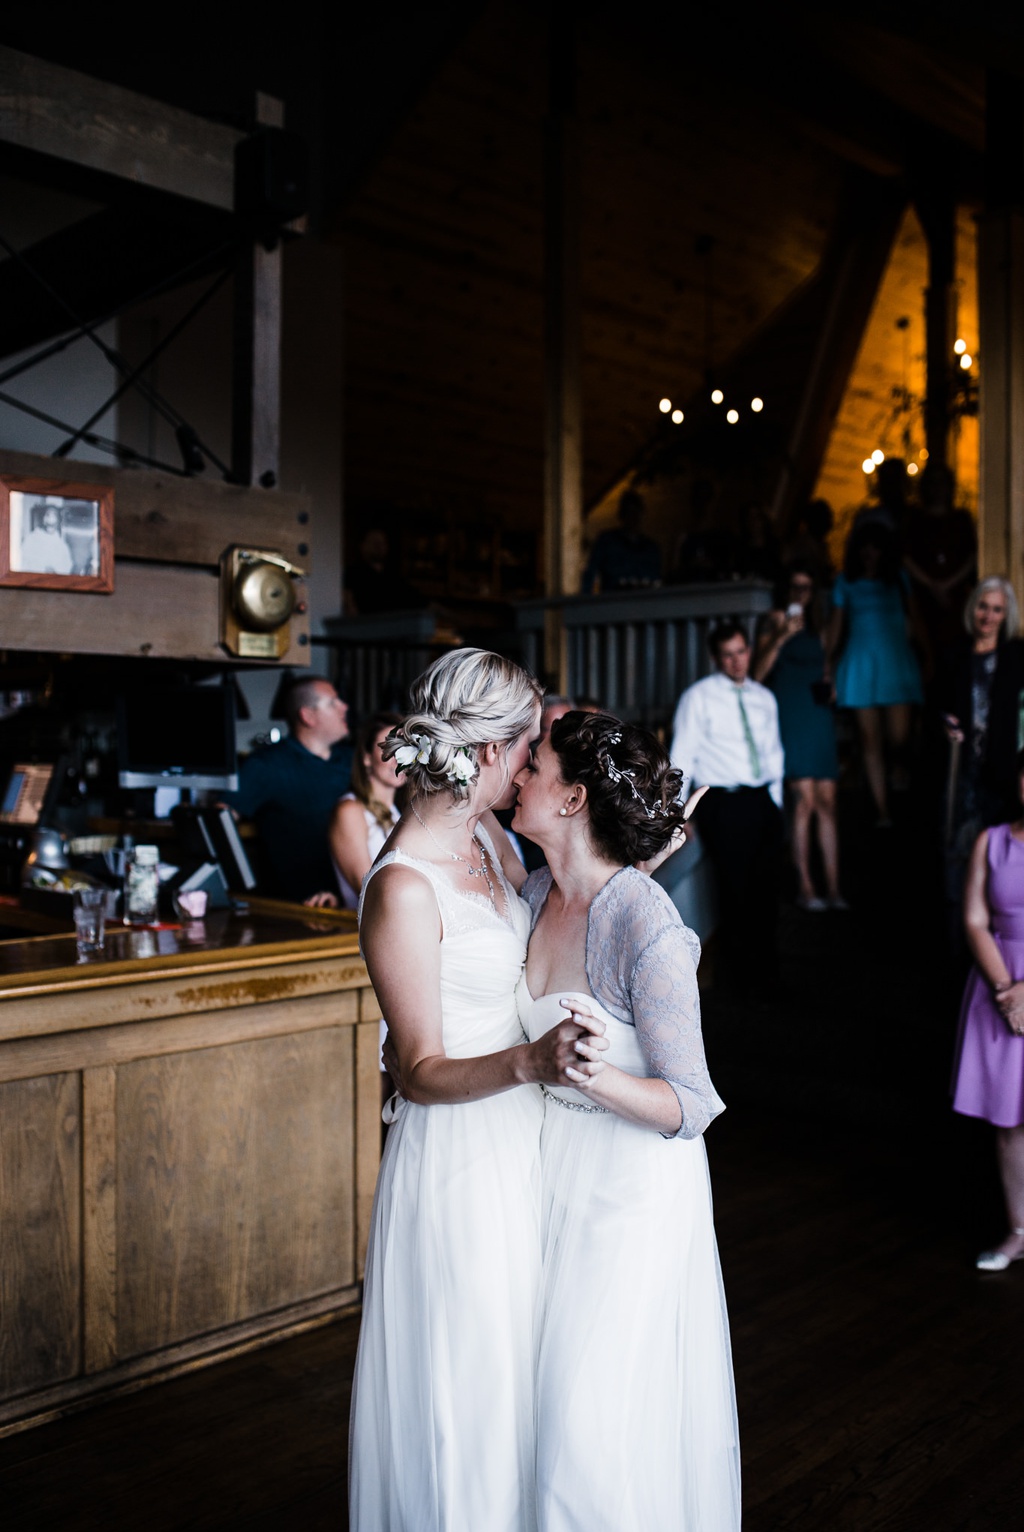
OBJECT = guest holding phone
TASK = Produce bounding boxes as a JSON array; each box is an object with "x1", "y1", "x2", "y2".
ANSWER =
[{"x1": 754, "y1": 562, "x2": 844, "y2": 911}]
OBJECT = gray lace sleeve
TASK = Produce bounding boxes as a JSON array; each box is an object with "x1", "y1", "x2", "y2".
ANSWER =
[
  {"x1": 586, "y1": 867, "x2": 724, "y2": 1140},
  {"x1": 521, "y1": 867, "x2": 554, "y2": 932}
]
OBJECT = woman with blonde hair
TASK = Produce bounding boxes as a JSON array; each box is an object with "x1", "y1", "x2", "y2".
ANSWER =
[
  {"x1": 937, "y1": 576, "x2": 1024, "y2": 907},
  {"x1": 349, "y1": 649, "x2": 605, "y2": 1532}
]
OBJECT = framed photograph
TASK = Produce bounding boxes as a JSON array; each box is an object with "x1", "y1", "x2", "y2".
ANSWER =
[{"x1": 0, "y1": 477, "x2": 114, "y2": 593}]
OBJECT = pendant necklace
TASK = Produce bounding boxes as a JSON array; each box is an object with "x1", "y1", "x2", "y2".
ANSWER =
[{"x1": 410, "y1": 802, "x2": 497, "y2": 904}]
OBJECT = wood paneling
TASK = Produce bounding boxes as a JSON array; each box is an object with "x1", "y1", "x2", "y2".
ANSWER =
[
  {"x1": 81, "y1": 1066, "x2": 117, "y2": 1375},
  {"x1": 116, "y1": 1028, "x2": 355, "y2": 1358},
  {"x1": 0, "y1": 45, "x2": 241, "y2": 210},
  {"x1": 0, "y1": 1073, "x2": 80, "y2": 1397}
]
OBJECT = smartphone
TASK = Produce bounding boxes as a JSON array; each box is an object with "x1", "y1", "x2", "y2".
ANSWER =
[{"x1": 786, "y1": 602, "x2": 803, "y2": 619}]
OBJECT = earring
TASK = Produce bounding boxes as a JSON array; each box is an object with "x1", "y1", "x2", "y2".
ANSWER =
[{"x1": 559, "y1": 808, "x2": 568, "y2": 816}]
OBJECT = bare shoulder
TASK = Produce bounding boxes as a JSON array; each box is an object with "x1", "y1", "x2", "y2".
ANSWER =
[
  {"x1": 361, "y1": 858, "x2": 439, "y2": 924},
  {"x1": 333, "y1": 796, "x2": 366, "y2": 828}
]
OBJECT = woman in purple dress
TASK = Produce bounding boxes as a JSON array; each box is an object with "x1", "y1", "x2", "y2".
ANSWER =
[{"x1": 954, "y1": 749, "x2": 1024, "y2": 1270}]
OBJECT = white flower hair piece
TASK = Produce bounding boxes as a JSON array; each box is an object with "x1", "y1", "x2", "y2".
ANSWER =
[
  {"x1": 603, "y1": 731, "x2": 658, "y2": 820},
  {"x1": 447, "y1": 747, "x2": 476, "y2": 785},
  {"x1": 393, "y1": 733, "x2": 432, "y2": 771}
]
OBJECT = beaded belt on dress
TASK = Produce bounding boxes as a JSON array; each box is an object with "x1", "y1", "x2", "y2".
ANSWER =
[{"x1": 540, "y1": 1083, "x2": 608, "y2": 1114}]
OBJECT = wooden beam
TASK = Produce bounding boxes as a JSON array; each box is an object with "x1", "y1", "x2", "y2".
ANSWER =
[
  {"x1": 542, "y1": 10, "x2": 581, "y2": 688},
  {"x1": 0, "y1": 45, "x2": 241, "y2": 211},
  {"x1": 232, "y1": 96, "x2": 284, "y2": 488}
]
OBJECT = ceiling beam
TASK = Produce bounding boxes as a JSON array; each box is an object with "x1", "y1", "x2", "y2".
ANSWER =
[{"x1": 0, "y1": 45, "x2": 242, "y2": 211}]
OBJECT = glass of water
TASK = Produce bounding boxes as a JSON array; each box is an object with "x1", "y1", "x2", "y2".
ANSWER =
[{"x1": 73, "y1": 886, "x2": 107, "y2": 956}]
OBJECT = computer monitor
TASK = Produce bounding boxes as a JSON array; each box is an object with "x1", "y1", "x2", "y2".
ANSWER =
[
  {"x1": 0, "y1": 761, "x2": 59, "y2": 825},
  {"x1": 117, "y1": 685, "x2": 238, "y2": 792}
]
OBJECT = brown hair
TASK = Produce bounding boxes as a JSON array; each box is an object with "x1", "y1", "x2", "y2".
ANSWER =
[
  {"x1": 351, "y1": 711, "x2": 403, "y2": 831},
  {"x1": 548, "y1": 711, "x2": 687, "y2": 864}
]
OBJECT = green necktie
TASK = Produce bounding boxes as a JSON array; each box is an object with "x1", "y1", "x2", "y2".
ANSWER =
[{"x1": 736, "y1": 687, "x2": 761, "y2": 778}]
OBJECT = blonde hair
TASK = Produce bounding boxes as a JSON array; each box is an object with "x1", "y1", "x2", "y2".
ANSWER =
[
  {"x1": 964, "y1": 576, "x2": 1019, "y2": 641},
  {"x1": 384, "y1": 648, "x2": 542, "y2": 800}
]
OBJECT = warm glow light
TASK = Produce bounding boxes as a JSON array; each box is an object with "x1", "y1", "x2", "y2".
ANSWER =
[
  {"x1": 862, "y1": 459, "x2": 875, "y2": 474},
  {"x1": 726, "y1": 408, "x2": 739, "y2": 423},
  {"x1": 907, "y1": 463, "x2": 919, "y2": 476},
  {"x1": 711, "y1": 389, "x2": 724, "y2": 404},
  {"x1": 659, "y1": 397, "x2": 672, "y2": 413},
  {"x1": 871, "y1": 449, "x2": 885, "y2": 464},
  {"x1": 920, "y1": 448, "x2": 929, "y2": 460},
  {"x1": 960, "y1": 353, "x2": 973, "y2": 370},
  {"x1": 954, "y1": 338, "x2": 967, "y2": 354},
  {"x1": 750, "y1": 397, "x2": 764, "y2": 412},
  {"x1": 671, "y1": 408, "x2": 684, "y2": 424}
]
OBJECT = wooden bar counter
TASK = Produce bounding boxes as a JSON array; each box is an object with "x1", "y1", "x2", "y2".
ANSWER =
[{"x1": 0, "y1": 900, "x2": 382, "y2": 1433}]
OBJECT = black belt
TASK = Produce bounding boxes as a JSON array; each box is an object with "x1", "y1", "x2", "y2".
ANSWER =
[{"x1": 708, "y1": 783, "x2": 770, "y2": 795}]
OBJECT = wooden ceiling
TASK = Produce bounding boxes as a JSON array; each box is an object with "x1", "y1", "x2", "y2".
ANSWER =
[{"x1": 335, "y1": 0, "x2": 998, "y2": 544}]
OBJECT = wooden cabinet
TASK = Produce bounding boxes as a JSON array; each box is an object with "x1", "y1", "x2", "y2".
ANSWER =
[{"x1": 0, "y1": 905, "x2": 380, "y2": 1432}]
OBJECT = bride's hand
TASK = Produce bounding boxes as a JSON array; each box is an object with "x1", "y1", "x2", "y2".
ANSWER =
[
  {"x1": 636, "y1": 785, "x2": 709, "y2": 874},
  {"x1": 555, "y1": 997, "x2": 609, "y2": 1089},
  {"x1": 381, "y1": 1031, "x2": 408, "y2": 1095}
]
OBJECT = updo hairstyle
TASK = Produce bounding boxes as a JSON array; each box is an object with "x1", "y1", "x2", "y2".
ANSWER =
[
  {"x1": 548, "y1": 711, "x2": 687, "y2": 864},
  {"x1": 383, "y1": 648, "x2": 542, "y2": 800}
]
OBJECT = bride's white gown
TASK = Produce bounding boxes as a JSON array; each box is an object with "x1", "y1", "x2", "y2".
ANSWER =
[
  {"x1": 519, "y1": 977, "x2": 741, "y2": 1532},
  {"x1": 349, "y1": 832, "x2": 543, "y2": 1532}
]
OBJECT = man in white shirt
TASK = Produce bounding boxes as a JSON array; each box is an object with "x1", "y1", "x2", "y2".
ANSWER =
[{"x1": 670, "y1": 620, "x2": 785, "y2": 998}]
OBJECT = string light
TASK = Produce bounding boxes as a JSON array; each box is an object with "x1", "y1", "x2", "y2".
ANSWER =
[
  {"x1": 711, "y1": 389, "x2": 724, "y2": 404},
  {"x1": 726, "y1": 408, "x2": 739, "y2": 423},
  {"x1": 907, "y1": 463, "x2": 919, "y2": 476},
  {"x1": 751, "y1": 397, "x2": 763, "y2": 412},
  {"x1": 871, "y1": 449, "x2": 885, "y2": 465},
  {"x1": 862, "y1": 458, "x2": 875, "y2": 474},
  {"x1": 659, "y1": 398, "x2": 672, "y2": 413},
  {"x1": 960, "y1": 353, "x2": 973, "y2": 370},
  {"x1": 671, "y1": 408, "x2": 684, "y2": 424},
  {"x1": 954, "y1": 339, "x2": 967, "y2": 354}
]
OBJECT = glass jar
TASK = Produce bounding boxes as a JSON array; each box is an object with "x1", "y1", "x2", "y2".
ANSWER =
[{"x1": 123, "y1": 844, "x2": 160, "y2": 925}]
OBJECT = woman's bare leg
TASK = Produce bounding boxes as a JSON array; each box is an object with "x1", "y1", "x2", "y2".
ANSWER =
[
  {"x1": 885, "y1": 703, "x2": 913, "y2": 792},
  {"x1": 989, "y1": 1125, "x2": 1024, "y2": 1261},
  {"x1": 855, "y1": 707, "x2": 888, "y2": 820},
  {"x1": 789, "y1": 779, "x2": 816, "y2": 900},
  {"x1": 815, "y1": 779, "x2": 841, "y2": 899}
]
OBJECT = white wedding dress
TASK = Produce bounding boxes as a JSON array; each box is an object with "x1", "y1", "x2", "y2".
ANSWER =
[
  {"x1": 349, "y1": 829, "x2": 543, "y2": 1532},
  {"x1": 518, "y1": 868, "x2": 741, "y2": 1532}
]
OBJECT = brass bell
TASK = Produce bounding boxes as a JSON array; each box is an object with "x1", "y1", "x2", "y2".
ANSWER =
[{"x1": 233, "y1": 558, "x2": 297, "y2": 632}]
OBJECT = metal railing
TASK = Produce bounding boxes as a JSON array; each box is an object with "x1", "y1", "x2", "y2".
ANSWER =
[
  {"x1": 515, "y1": 581, "x2": 773, "y2": 729},
  {"x1": 317, "y1": 582, "x2": 773, "y2": 727}
]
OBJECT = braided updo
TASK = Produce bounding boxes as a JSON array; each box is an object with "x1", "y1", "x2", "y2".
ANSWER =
[
  {"x1": 548, "y1": 711, "x2": 687, "y2": 863},
  {"x1": 383, "y1": 648, "x2": 543, "y2": 800}
]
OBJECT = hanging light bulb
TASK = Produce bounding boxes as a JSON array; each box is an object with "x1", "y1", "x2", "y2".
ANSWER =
[
  {"x1": 954, "y1": 338, "x2": 967, "y2": 355},
  {"x1": 960, "y1": 353, "x2": 973, "y2": 370},
  {"x1": 907, "y1": 463, "x2": 919, "y2": 476},
  {"x1": 659, "y1": 398, "x2": 672, "y2": 413},
  {"x1": 726, "y1": 409, "x2": 739, "y2": 423},
  {"x1": 750, "y1": 397, "x2": 764, "y2": 413},
  {"x1": 871, "y1": 449, "x2": 885, "y2": 465},
  {"x1": 711, "y1": 389, "x2": 724, "y2": 405},
  {"x1": 671, "y1": 408, "x2": 684, "y2": 424},
  {"x1": 862, "y1": 458, "x2": 876, "y2": 474}
]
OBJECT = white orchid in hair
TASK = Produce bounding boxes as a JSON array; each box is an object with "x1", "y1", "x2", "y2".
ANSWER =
[
  {"x1": 393, "y1": 733, "x2": 432, "y2": 771},
  {"x1": 447, "y1": 747, "x2": 476, "y2": 784}
]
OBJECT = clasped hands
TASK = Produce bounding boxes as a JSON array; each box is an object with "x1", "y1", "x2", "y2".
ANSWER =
[{"x1": 994, "y1": 979, "x2": 1024, "y2": 1036}]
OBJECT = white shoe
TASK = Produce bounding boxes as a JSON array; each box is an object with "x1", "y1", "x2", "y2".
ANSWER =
[
  {"x1": 797, "y1": 895, "x2": 827, "y2": 912},
  {"x1": 976, "y1": 1228, "x2": 1024, "y2": 1271}
]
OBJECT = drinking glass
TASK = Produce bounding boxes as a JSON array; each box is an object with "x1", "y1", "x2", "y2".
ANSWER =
[{"x1": 73, "y1": 886, "x2": 106, "y2": 956}]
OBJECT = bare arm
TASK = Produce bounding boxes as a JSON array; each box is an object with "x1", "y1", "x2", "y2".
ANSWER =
[
  {"x1": 362, "y1": 863, "x2": 603, "y2": 1103},
  {"x1": 329, "y1": 798, "x2": 374, "y2": 896},
  {"x1": 562, "y1": 993, "x2": 683, "y2": 1133},
  {"x1": 963, "y1": 831, "x2": 1010, "y2": 991},
  {"x1": 752, "y1": 611, "x2": 800, "y2": 683}
]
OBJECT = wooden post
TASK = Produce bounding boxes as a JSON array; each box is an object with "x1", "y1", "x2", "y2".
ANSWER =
[
  {"x1": 917, "y1": 185, "x2": 956, "y2": 471},
  {"x1": 542, "y1": 8, "x2": 582, "y2": 689},
  {"x1": 978, "y1": 72, "x2": 1024, "y2": 603},
  {"x1": 232, "y1": 93, "x2": 284, "y2": 489}
]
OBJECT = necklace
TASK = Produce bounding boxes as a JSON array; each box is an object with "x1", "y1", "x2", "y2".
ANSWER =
[{"x1": 410, "y1": 802, "x2": 497, "y2": 904}]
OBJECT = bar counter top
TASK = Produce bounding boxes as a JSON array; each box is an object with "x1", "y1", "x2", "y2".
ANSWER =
[{"x1": 0, "y1": 897, "x2": 359, "y2": 1000}]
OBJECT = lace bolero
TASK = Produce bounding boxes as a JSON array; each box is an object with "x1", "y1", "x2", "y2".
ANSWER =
[{"x1": 522, "y1": 866, "x2": 724, "y2": 1139}]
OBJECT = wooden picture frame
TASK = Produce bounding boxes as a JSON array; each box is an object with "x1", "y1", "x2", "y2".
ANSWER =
[{"x1": 0, "y1": 476, "x2": 114, "y2": 593}]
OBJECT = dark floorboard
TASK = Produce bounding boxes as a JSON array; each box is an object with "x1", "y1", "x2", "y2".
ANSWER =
[{"x1": 3, "y1": 794, "x2": 1023, "y2": 1529}]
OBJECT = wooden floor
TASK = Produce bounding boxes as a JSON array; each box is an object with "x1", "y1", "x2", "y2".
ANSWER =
[{"x1": 3, "y1": 799, "x2": 1023, "y2": 1529}]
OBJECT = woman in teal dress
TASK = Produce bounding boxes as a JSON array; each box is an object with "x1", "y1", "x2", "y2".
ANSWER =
[
  {"x1": 825, "y1": 523, "x2": 923, "y2": 825},
  {"x1": 754, "y1": 564, "x2": 843, "y2": 910}
]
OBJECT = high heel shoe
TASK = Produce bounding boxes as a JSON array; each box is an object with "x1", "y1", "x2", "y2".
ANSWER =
[{"x1": 976, "y1": 1227, "x2": 1024, "y2": 1271}]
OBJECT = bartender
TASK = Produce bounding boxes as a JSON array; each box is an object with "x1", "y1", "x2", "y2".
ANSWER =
[{"x1": 227, "y1": 677, "x2": 353, "y2": 902}]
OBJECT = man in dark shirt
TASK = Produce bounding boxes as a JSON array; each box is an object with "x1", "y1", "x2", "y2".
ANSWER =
[
  {"x1": 228, "y1": 676, "x2": 353, "y2": 902},
  {"x1": 582, "y1": 490, "x2": 662, "y2": 594}
]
